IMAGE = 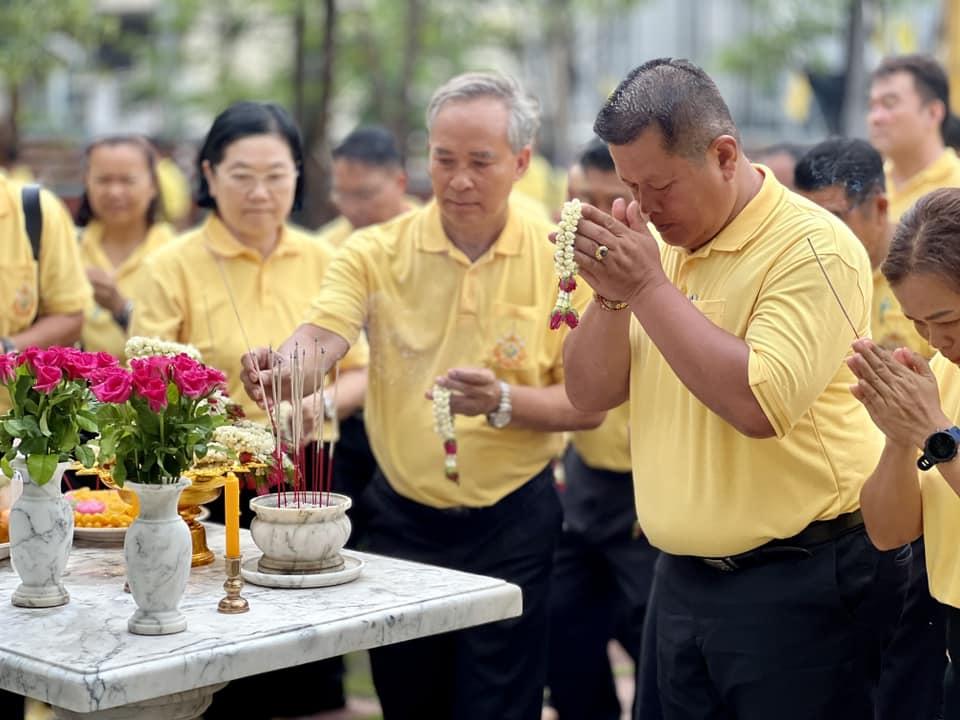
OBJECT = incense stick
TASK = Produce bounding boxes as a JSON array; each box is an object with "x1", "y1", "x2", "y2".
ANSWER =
[{"x1": 806, "y1": 237, "x2": 860, "y2": 339}]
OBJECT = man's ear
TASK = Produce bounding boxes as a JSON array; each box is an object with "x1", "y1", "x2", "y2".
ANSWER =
[
  {"x1": 514, "y1": 146, "x2": 532, "y2": 180},
  {"x1": 712, "y1": 135, "x2": 739, "y2": 181}
]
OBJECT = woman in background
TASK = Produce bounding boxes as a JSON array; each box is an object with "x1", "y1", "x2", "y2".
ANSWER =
[
  {"x1": 77, "y1": 135, "x2": 173, "y2": 359},
  {"x1": 851, "y1": 187, "x2": 960, "y2": 716}
]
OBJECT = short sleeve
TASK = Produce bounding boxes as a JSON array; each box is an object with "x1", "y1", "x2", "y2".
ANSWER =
[{"x1": 37, "y1": 190, "x2": 92, "y2": 316}]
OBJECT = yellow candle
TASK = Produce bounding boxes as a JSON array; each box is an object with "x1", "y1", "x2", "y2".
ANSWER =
[{"x1": 224, "y1": 474, "x2": 240, "y2": 558}]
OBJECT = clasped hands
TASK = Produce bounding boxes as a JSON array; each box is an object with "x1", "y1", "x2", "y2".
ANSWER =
[
  {"x1": 551, "y1": 197, "x2": 666, "y2": 305},
  {"x1": 426, "y1": 367, "x2": 500, "y2": 417},
  {"x1": 847, "y1": 339, "x2": 950, "y2": 449}
]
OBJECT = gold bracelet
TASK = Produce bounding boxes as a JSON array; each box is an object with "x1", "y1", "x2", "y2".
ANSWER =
[{"x1": 593, "y1": 293, "x2": 629, "y2": 311}]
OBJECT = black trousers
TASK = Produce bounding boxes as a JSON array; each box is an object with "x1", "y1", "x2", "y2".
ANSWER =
[
  {"x1": 365, "y1": 465, "x2": 562, "y2": 720},
  {"x1": 876, "y1": 538, "x2": 946, "y2": 720},
  {"x1": 548, "y1": 448, "x2": 659, "y2": 720},
  {"x1": 944, "y1": 604, "x2": 960, "y2": 718},
  {"x1": 649, "y1": 526, "x2": 908, "y2": 720}
]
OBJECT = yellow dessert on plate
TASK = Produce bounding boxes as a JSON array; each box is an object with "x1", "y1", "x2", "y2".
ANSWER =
[{"x1": 67, "y1": 488, "x2": 138, "y2": 528}]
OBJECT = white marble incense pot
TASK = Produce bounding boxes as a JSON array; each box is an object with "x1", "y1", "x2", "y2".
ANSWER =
[
  {"x1": 9, "y1": 457, "x2": 74, "y2": 608},
  {"x1": 249, "y1": 492, "x2": 351, "y2": 574},
  {"x1": 124, "y1": 478, "x2": 192, "y2": 635}
]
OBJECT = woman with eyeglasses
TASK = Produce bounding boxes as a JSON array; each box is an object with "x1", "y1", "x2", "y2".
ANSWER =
[
  {"x1": 77, "y1": 135, "x2": 173, "y2": 359},
  {"x1": 131, "y1": 101, "x2": 367, "y2": 441},
  {"x1": 130, "y1": 100, "x2": 368, "y2": 720},
  {"x1": 851, "y1": 187, "x2": 960, "y2": 716}
]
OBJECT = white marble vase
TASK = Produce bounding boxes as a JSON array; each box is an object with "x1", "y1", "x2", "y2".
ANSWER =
[
  {"x1": 250, "y1": 492, "x2": 352, "y2": 574},
  {"x1": 9, "y1": 457, "x2": 74, "y2": 608},
  {"x1": 124, "y1": 478, "x2": 192, "y2": 635}
]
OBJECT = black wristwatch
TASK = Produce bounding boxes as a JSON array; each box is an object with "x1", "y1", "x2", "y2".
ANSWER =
[
  {"x1": 0, "y1": 337, "x2": 15, "y2": 354},
  {"x1": 917, "y1": 426, "x2": 960, "y2": 470}
]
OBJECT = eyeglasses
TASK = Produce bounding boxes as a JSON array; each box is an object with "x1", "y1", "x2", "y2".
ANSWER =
[{"x1": 218, "y1": 169, "x2": 298, "y2": 195}]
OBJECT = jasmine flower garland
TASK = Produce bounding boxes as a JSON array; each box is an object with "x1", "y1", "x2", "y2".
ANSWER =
[
  {"x1": 551, "y1": 199, "x2": 581, "y2": 330},
  {"x1": 431, "y1": 385, "x2": 458, "y2": 482},
  {"x1": 125, "y1": 336, "x2": 203, "y2": 362}
]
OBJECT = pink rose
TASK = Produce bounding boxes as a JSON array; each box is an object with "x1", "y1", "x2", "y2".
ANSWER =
[
  {"x1": 91, "y1": 368, "x2": 133, "y2": 404},
  {"x1": 172, "y1": 354, "x2": 200, "y2": 374},
  {"x1": 40, "y1": 347, "x2": 68, "y2": 368},
  {"x1": 95, "y1": 352, "x2": 119, "y2": 369},
  {"x1": 0, "y1": 353, "x2": 14, "y2": 383},
  {"x1": 16, "y1": 346, "x2": 42, "y2": 368},
  {"x1": 32, "y1": 364, "x2": 62, "y2": 394},
  {"x1": 131, "y1": 356, "x2": 172, "y2": 382},
  {"x1": 134, "y1": 375, "x2": 169, "y2": 412},
  {"x1": 62, "y1": 350, "x2": 100, "y2": 381},
  {"x1": 205, "y1": 367, "x2": 226, "y2": 392},
  {"x1": 174, "y1": 366, "x2": 213, "y2": 399}
]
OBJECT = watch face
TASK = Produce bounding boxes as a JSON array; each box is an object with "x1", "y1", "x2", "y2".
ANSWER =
[{"x1": 928, "y1": 431, "x2": 958, "y2": 461}]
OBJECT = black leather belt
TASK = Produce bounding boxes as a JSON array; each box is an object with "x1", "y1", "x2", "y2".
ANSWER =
[{"x1": 696, "y1": 509, "x2": 864, "y2": 572}]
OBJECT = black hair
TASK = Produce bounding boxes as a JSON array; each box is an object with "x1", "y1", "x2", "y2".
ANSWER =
[
  {"x1": 872, "y1": 54, "x2": 951, "y2": 137},
  {"x1": 578, "y1": 137, "x2": 615, "y2": 172},
  {"x1": 594, "y1": 57, "x2": 739, "y2": 157},
  {"x1": 75, "y1": 135, "x2": 162, "y2": 227},
  {"x1": 331, "y1": 126, "x2": 403, "y2": 168},
  {"x1": 794, "y1": 138, "x2": 885, "y2": 206},
  {"x1": 195, "y1": 101, "x2": 305, "y2": 211}
]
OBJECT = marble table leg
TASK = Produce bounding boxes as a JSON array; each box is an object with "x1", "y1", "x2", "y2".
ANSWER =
[{"x1": 49, "y1": 683, "x2": 227, "y2": 720}]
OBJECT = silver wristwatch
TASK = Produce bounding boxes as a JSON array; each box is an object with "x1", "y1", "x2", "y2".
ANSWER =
[{"x1": 486, "y1": 381, "x2": 512, "y2": 429}]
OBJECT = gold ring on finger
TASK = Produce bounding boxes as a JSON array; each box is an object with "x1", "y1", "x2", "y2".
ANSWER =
[{"x1": 595, "y1": 245, "x2": 609, "y2": 261}]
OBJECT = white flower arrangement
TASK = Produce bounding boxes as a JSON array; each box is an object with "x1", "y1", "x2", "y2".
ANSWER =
[
  {"x1": 199, "y1": 420, "x2": 276, "y2": 466},
  {"x1": 551, "y1": 199, "x2": 581, "y2": 330},
  {"x1": 431, "y1": 385, "x2": 458, "y2": 482},
  {"x1": 125, "y1": 336, "x2": 203, "y2": 362}
]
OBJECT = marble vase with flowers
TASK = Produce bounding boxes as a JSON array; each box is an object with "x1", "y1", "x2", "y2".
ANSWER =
[
  {"x1": 92, "y1": 353, "x2": 226, "y2": 634},
  {"x1": 0, "y1": 347, "x2": 107, "y2": 607}
]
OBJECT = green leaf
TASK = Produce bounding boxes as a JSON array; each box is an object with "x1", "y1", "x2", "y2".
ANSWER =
[
  {"x1": 112, "y1": 459, "x2": 127, "y2": 486},
  {"x1": 39, "y1": 408, "x2": 51, "y2": 437},
  {"x1": 74, "y1": 444, "x2": 95, "y2": 468},
  {"x1": 26, "y1": 453, "x2": 59, "y2": 487},
  {"x1": 3, "y1": 418, "x2": 28, "y2": 437},
  {"x1": 0, "y1": 456, "x2": 12, "y2": 479},
  {"x1": 76, "y1": 414, "x2": 98, "y2": 433}
]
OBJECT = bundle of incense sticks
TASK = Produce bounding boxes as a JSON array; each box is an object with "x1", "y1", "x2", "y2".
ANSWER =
[{"x1": 265, "y1": 343, "x2": 340, "y2": 508}]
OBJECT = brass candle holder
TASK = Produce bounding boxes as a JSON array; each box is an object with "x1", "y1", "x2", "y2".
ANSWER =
[{"x1": 217, "y1": 555, "x2": 249, "y2": 614}]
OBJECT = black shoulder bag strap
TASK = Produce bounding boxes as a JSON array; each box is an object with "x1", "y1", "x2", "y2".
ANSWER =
[{"x1": 21, "y1": 184, "x2": 43, "y2": 322}]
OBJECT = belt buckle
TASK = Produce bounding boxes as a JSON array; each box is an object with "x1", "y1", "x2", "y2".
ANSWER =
[{"x1": 701, "y1": 557, "x2": 737, "y2": 572}]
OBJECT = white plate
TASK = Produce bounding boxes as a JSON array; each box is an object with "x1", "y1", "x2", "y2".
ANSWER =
[
  {"x1": 0, "y1": 542, "x2": 8, "y2": 560},
  {"x1": 241, "y1": 552, "x2": 364, "y2": 589},
  {"x1": 73, "y1": 526, "x2": 127, "y2": 544}
]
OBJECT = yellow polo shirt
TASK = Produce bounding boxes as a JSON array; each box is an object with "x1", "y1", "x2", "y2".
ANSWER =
[
  {"x1": 886, "y1": 148, "x2": 960, "y2": 222},
  {"x1": 79, "y1": 221, "x2": 175, "y2": 359},
  {"x1": 0, "y1": 176, "x2": 92, "y2": 413},
  {"x1": 0, "y1": 176, "x2": 91, "y2": 337},
  {"x1": 872, "y1": 268, "x2": 932, "y2": 357},
  {"x1": 130, "y1": 214, "x2": 368, "y2": 427},
  {"x1": 305, "y1": 197, "x2": 589, "y2": 508},
  {"x1": 315, "y1": 216, "x2": 353, "y2": 248},
  {"x1": 923, "y1": 354, "x2": 960, "y2": 608},
  {"x1": 629, "y1": 167, "x2": 883, "y2": 557},
  {"x1": 572, "y1": 402, "x2": 631, "y2": 473}
]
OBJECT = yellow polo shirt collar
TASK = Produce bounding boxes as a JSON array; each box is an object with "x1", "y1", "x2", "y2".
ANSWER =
[
  {"x1": 416, "y1": 200, "x2": 523, "y2": 260},
  {"x1": 202, "y1": 214, "x2": 300, "y2": 261}
]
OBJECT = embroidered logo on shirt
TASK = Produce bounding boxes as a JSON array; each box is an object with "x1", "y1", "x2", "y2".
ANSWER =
[
  {"x1": 490, "y1": 332, "x2": 527, "y2": 369},
  {"x1": 13, "y1": 283, "x2": 35, "y2": 317}
]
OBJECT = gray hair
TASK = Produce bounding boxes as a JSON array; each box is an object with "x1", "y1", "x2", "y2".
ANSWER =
[{"x1": 425, "y1": 72, "x2": 541, "y2": 153}]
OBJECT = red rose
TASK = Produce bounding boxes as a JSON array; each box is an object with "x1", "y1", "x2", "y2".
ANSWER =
[
  {"x1": 16, "y1": 346, "x2": 42, "y2": 368},
  {"x1": 32, "y1": 364, "x2": 63, "y2": 394},
  {"x1": 91, "y1": 368, "x2": 133, "y2": 404}
]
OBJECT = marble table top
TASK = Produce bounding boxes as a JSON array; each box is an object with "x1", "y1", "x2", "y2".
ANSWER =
[{"x1": 0, "y1": 525, "x2": 522, "y2": 713}]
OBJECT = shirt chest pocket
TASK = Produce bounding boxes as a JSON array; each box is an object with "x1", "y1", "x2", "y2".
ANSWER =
[
  {"x1": 691, "y1": 298, "x2": 726, "y2": 327},
  {"x1": 3, "y1": 263, "x2": 38, "y2": 330},
  {"x1": 488, "y1": 302, "x2": 541, "y2": 373}
]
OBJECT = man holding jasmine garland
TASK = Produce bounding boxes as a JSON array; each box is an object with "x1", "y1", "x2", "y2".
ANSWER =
[
  {"x1": 241, "y1": 71, "x2": 601, "y2": 720},
  {"x1": 561, "y1": 57, "x2": 907, "y2": 718}
]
